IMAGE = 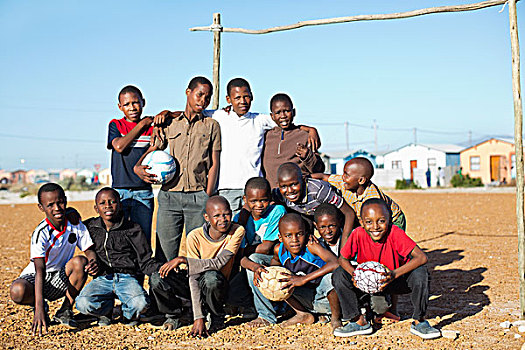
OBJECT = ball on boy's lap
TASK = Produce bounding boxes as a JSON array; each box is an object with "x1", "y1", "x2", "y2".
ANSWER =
[
  {"x1": 141, "y1": 150, "x2": 177, "y2": 184},
  {"x1": 353, "y1": 261, "x2": 389, "y2": 294},
  {"x1": 257, "y1": 266, "x2": 294, "y2": 302}
]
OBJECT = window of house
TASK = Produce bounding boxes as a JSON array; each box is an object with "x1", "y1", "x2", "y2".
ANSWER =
[
  {"x1": 470, "y1": 156, "x2": 480, "y2": 171},
  {"x1": 392, "y1": 160, "x2": 402, "y2": 169}
]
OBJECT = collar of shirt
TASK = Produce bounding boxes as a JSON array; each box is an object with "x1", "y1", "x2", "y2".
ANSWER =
[{"x1": 174, "y1": 111, "x2": 205, "y2": 124}]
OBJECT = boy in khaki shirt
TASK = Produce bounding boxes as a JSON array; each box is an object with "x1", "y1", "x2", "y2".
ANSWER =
[{"x1": 135, "y1": 76, "x2": 221, "y2": 262}]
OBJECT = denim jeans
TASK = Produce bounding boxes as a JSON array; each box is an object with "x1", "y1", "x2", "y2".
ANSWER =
[
  {"x1": 155, "y1": 190, "x2": 208, "y2": 262},
  {"x1": 218, "y1": 189, "x2": 244, "y2": 218},
  {"x1": 75, "y1": 273, "x2": 149, "y2": 320},
  {"x1": 292, "y1": 273, "x2": 333, "y2": 315},
  {"x1": 246, "y1": 253, "x2": 278, "y2": 323},
  {"x1": 116, "y1": 189, "x2": 154, "y2": 243}
]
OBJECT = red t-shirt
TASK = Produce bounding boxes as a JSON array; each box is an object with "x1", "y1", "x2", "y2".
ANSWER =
[{"x1": 340, "y1": 225, "x2": 416, "y2": 271}]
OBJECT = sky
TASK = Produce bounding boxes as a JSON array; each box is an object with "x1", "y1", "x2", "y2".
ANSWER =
[{"x1": 0, "y1": 0, "x2": 523, "y2": 171}]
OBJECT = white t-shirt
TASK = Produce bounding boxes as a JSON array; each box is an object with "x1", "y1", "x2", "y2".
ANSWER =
[
  {"x1": 20, "y1": 219, "x2": 94, "y2": 275},
  {"x1": 206, "y1": 109, "x2": 276, "y2": 190}
]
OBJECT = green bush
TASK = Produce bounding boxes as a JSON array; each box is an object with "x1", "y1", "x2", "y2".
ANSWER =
[
  {"x1": 450, "y1": 174, "x2": 483, "y2": 187},
  {"x1": 395, "y1": 179, "x2": 421, "y2": 190}
]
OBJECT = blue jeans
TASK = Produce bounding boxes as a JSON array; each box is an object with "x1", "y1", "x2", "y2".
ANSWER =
[
  {"x1": 292, "y1": 273, "x2": 333, "y2": 315},
  {"x1": 116, "y1": 189, "x2": 154, "y2": 243},
  {"x1": 246, "y1": 253, "x2": 278, "y2": 323},
  {"x1": 76, "y1": 274, "x2": 149, "y2": 320}
]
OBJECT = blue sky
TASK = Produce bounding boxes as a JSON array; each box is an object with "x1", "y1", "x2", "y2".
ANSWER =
[{"x1": 0, "y1": 0, "x2": 522, "y2": 170}]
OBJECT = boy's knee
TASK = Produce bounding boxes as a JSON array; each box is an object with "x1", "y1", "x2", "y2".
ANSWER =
[
  {"x1": 202, "y1": 271, "x2": 226, "y2": 291},
  {"x1": 409, "y1": 266, "x2": 429, "y2": 287},
  {"x1": 69, "y1": 256, "x2": 88, "y2": 273},
  {"x1": 332, "y1": 267, "x2": 348, "y2": 289},
  {"x1": 248, "y1": 253, "x2": 269, "y2": 265},
  {"x1": 10, "y1": 280, "x2": 27, "y2": 304},
  {"x1": 149, "y1": 272, "x2": 163, "y2": 291},
  {"x1": 128, "y1": 295, "x2": 149, "y2": 316},
  {"x1": 75, "y1": 296, "x2": 91, "y2": 314}
]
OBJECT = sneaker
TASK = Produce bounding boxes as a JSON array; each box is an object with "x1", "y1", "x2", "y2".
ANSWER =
[
  {"x1": 333, "y1": 321, "x2": 373, "y2": 337},
  {"x1": 240, "y1": 306, "x2": 257, "y2": 320},
  {"x1": 53, "y1": 309, "x2": 79, "y2": 328},
  {"x1": 163, "y1": 317, "x2": 181, "y2": 331},
  {"x1": 410, "y1": 320, "x2": 441, "y2": 339},
  {"x1": 97, "y1": 315, "x2": 112, "y2": 327}
]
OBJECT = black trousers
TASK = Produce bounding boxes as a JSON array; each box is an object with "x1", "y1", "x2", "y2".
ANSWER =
[
  {"x1": 149, "y1": 270, "x2": 228, "y2": 319},
  {"x1": 332, "y1": 265, "x2": 429, "y2": 321}
]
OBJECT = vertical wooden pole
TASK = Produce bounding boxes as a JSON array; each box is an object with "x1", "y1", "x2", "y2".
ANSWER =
[
  {"x1": 509, "y1": 0, "x2": 525, "y2": 319},
  {"x1": 212, "y1": 13, "x2": 222, "y2": 110}
]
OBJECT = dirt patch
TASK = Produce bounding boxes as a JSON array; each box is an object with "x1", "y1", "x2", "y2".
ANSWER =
[{"x1": 0, "y1": 192, "x2": 523, "y2": 349}]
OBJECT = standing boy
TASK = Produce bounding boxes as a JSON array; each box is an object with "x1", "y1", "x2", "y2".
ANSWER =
[
  {"x1": 332, "y1": 198, "x2": 440, "y2": 339},
  {"x1": 313, "y1": 157, "x2": 406, "y2": 231},
  {"x1": 263, "y1": 93, "x2": 325, "y2": 188},
  {"x1": 108, "y1": 85, "x2": 155, "y2": 242},
  {"x1": 206, "y1": 78, "x2": 321, "y2": 216},
  {"x1": 9, "y1": 183, "x2": 97, "y2": 335},
  {"x1": 273, "y1": 162, "x2": 357, "y2": 249},
  {"x1": 242, "y1": 213, "x2": 341, "y2": 330},
  {"x1": 135, "y1": 76, "x2": 221, "y2": 262},
  {"x1": 149, "y1": 196, "x2": 245, "y2": 335},
  {"x1": 75, "y1": 188, "x2": 163, "y2": 326}
]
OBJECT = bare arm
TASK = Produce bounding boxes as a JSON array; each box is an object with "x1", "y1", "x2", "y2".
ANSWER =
[
  {"x1": 298, "y1": 125, "x2": 321, "y2": 151},
  {"x1": 133, "y1": 145, "x2": 158, "y2": 183},
  {"x1": 339, "y1": 202, "x2": 357, "y2": 250},
  {"x1": 111, "y1": 117, "x2": 153, "y2": 153},
  {"x1": 84, "y1": 248, "x2": 99, "y2": 276},
  {"x1": 206, "y1": 150, "x2": 220, "y2": 196},
  {"x1": 338, "y1": 256, "x2": 356, "y2": 276},
  {"x1": 254, "y1": 240, "x2": 278, "y2": 255},
  {"x1": 32, "y1": 258, "x2": 47, "y2": 336}
]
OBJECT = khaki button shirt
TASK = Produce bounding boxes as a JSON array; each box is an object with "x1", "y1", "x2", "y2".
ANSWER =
[{"x1": 154, "y1": 113, "x2": 221, "y2": 192}]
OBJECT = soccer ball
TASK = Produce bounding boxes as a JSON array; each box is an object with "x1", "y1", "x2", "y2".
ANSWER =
[
  {"x1": 353, "y1": 261, "x2": 389, "y2": 294},
  {"x1": 257, "y1": 266, "x2": 295, "y2": 302},
  {"x1": 141, "y1": 150, "x2": 177, "y2": 184}
]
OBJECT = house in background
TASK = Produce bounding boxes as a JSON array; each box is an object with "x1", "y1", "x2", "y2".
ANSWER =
[
  {"x1": 460, "y1": 138, "x2": 517, "y2": 184},
  {"x1": 77, "y1": 169, "x2": 95, "y2": 184},
  {"x1": 11, "y1": 170, "x2": 27, "y2": 184},
  {"x1": 26, "y1": 169, "x2": 50, "y2": 184},
  {"x1": 382, "y1": 143, "x2": 463, "y2": 187},
  {"x1": 60, "y1": 169, "x2": 77, "y2": 181},
  {"x1": 98, "y1": 168, "x2": 112, "y2": 185},
  {"x1": 0, "y1": 170, "x2": 12, "y2": 184},
  {"x1": 325, "y1": 149, "x2": 377, "y2": 174}
]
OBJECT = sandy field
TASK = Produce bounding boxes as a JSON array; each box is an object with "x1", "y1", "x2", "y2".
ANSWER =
[{"x1": 0, "y1": 191, "x2": 523, "y2": 349}]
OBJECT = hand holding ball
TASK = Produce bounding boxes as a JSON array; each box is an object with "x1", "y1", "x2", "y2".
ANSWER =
[
  {"x1": 256, "y1": 266, "x2": 295, "y2": 302},
  {"x1": 141, "y1": 150, "x2": 177, "y2": 184}
]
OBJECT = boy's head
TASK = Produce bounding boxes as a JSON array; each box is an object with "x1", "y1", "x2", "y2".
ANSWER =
[
  {"x1": 94, "y1": 187, "x2": 122, "y2": 224},
  {"x1": 37, "y1": 183, "x2": 67, "y2": 228},
  {"x1": 226, "y1": 78, "x2": 253, "y2": 116},
  {"x1": 342, "y1": 157, "x2": 374, "y2": 192},
  {"x1": 360, "y1": 198, "x2": 392, "y2": 242},
  {"x1": 186, "y1": 76, "x2": 213, "y2": 115},
  {"x1": 270, "y1": 93, "x2": 295, "y2": 130},
  {"x1": 314, "y1": 203, "x2": 342, "y2": 245},
  {"x1": 243, "y1": 177, "x2": 271, "y2": 220},
  {"x1": 204, "y1": 195, "x2": 233, "y2": 234},
  {"x1": 278, "y1": 213, "x2": 308, "y2": 256},
  {"x1": 118, "y1": 85, "x2": 145, "y2": 123},
  {"x1": 277, "y1": 162, "x2": 304, "y2": 203}
]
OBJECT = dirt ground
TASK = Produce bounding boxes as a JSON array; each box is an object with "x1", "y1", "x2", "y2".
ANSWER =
[{"x1": 0, "y1": 192, "x2": 523, "y2": 349}]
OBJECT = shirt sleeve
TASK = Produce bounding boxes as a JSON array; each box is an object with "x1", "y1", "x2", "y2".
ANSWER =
[
  {"x1": 210, "y1": 119, "x2": 222, "y2": 152},
  {"x1": 30, "y1": 227, "x2": 48, "y2": 260},
  {"x1": 262, "y1": 205, "x2": 286, "y2": 242},
  {"x1": 189, "y1": 274, "x2": 205, "y2": 320},
  {"x1": 391, "y1": 226, "x2": 417, "y2": 259},
  {"x1": 223, "y1": 225, "x2": 245, "y2": 255},
  {"x1": 107, "y1": 121, "x2": 121, "y2": 150},
  {"x1": 127, "y1": 226, "x2": 163, "y2": 276},
  {"x1": 317, "y1": 180, "x2": 344, "y2": 208},
  {"x1": 328, "y1": 175, "x2": 345, "y2": 192},
  {"x1": 186, "y1": 250, "x2": 234, "y2": 275},
  {"x1": 75, "y1": 222, "x2": 94, "y2": 252},
  {"x1": 259, "y1": 113, "x2": 277, "y2": 130}
]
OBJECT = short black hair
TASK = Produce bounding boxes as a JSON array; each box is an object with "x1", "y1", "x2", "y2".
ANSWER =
[
  {"x1": 277, "y1": 162, "x2": 302, "y2": 182},
  {"x1": 188, "y1": 76, "x2": 213, "y2": 91},
  {"x1": 314, "y1": 203, "x2": 341, "y2": 223},
  {"x1": 279, "y1": 213, "x2": 306, "y2": 231},
  {"x1": 227, "y1": 78, "x2": 251, "y2": 96},
  {"x1": 118, "y1": 85, "x2": 144, "y2": 103},
  {"x1": 95, "y1": 187, "x2": 120, "y2": 202},
  {"x1": 244, "y1": 177, "x2": 271, "y2": 195},
  {"x1": 360, "y1": 198, "x2": 392, "y2": 219},
  {"x1": 205, "y1": 195, "x2": 231, "y2": 214},
  {"x1": 270, "y1": 93, "x2": 293, "y2": 111},
  {"x1": 37, "y1": 183, "x2": 65, "y2": 204}
]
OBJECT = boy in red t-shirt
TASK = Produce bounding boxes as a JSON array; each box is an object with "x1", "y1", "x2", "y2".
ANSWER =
[{"x1": 332, "y1": 198, "x2": 440, "y2": 339}]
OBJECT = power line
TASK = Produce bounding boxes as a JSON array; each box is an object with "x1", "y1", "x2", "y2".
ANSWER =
[{"x1": 0, "y1": 133, "x2": 100, "y2": 144}]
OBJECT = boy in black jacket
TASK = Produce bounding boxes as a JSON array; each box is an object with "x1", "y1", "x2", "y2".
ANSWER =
[{"x1": 75, "y1": 187, "x2": 162, "y2": 326}]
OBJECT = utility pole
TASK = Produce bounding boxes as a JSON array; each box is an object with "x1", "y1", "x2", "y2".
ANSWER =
[
  {"x1": 468, "y1": 130, "x2": 472, "y2": 146},
  {"x1": 211, "y1": 13, "x2": 222, "y2": 110},
  {"x1": 413, "y1": 127, "x2": 417, "y2": 144},
  {"x1": 373, "y1": 120, "x2": 378, "y2": 154},
  {"x1": 345, "y1": 121, "x2": 349, "y2": 151}
]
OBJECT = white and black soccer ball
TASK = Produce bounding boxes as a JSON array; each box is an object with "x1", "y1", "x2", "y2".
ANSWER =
[
  {"x1": 141, "y1": 150, "x2": 177, "y2": 184},
  {"x1": 257, "y1": 266, "x2": 295, "y2": 302},
  {"x1": 353, "y1": 261, "x2": 389, "y2": 294}
]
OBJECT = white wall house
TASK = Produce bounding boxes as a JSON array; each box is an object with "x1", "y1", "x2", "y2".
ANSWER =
[{"x1": 383, "y1": 144, "x2": 463, "y2": 187}]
